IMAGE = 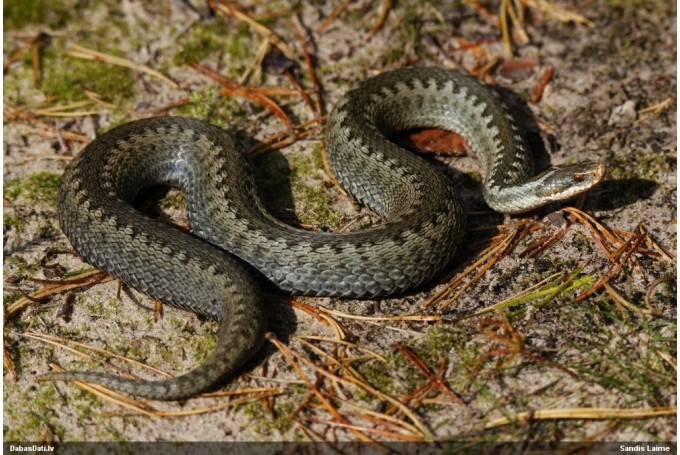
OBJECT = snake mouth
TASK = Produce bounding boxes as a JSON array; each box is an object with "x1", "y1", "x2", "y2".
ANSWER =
[{"x1": 573, "y1": 162, "x2": 607, "y2": 183}]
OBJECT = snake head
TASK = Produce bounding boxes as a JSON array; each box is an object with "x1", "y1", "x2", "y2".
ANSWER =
[
  {"x1": 488, "y1": 161, "x2": 606, "y2": 214},
  {"x1": 534, "y1": 161, "x2": 607, "y2": 204}
]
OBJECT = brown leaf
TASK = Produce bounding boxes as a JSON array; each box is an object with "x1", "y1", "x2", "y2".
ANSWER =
[{"x1": 393, "y1": 128, "x2": 467, "y2": 156}]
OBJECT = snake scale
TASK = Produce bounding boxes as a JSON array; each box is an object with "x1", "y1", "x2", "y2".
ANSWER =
[{"x1": 47, "y1": 67, "x2": 605, "y2": 400}]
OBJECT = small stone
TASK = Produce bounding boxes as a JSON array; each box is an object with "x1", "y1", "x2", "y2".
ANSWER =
[{"x1": 608, "y1": 100, "x2": 637, "y2": 127}]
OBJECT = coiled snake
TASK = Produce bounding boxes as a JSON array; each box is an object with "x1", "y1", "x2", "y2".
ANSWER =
[{"x1": 46, "y1": 67, "x2": 605, "y2": 400}]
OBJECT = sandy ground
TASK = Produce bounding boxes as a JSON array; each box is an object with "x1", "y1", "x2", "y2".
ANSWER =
[{"x1": 3, "y1": 0, "x2": 676, "y2": 446}]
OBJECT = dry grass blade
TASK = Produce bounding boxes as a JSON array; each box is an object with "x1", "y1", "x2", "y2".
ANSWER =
[
  {"x1": 302, "y1": 416, "x2": 423, "y2": 441},
  {"x1": 289, "y1": 340, "x2": 419, "y2": 438},
  {"x1": 293, "y1": 421, "x2": 326, "y2": 442},
  {"x1": 147, "y1": 97, "x2": 193, "y2": 115},
  {"x1": 368, "y1": 0, "x2": 391, "y2": 40},
  {"x1": 22, "y1": 331, "x2": 171, "y2": 377},
  {"x1": 461, "y1": 265, "x2": 594, "y2": 320},
  {"x1": 25, "y1": 90, "x2": 148, "y2": 119},
  {"x1": 319, "y1": 141, "x2": 348, "y2": 196},
  {"x1": 288, "y1": 338, "x2": 343, "y2": 369},
  {"x1": 290, "y1": 299, "x2": 349, "y2": 340},
  {"x1": 4, "y1": 32, "x2": 47, "y2": 87},
  {"x1": 394, "y1": 343, "x2": 464, "y2": 406},
  {"x1": 210, "y1": 0, "x2": 295, "y2": 58},
  {"x1": 424, "y1": 220, "x2": 530, "y2": 310},
  {"x1": 67, "y1": 45, "x2": 178, "y2": 88},
  {"x1": 610, "y1": 225, "x2": 646, "y2": 264},
  {"x1": 468, "y1": 0, "x2": 498, "y2": 24},
  {"x1": 294, "y1": 337, "x2": 383, "y2": 375},
  {"x1": 297, "y1": 336, "x2": 387, "y2": 362},
  {"x1": 518, "y1": 222, "x2": 567, "y2": 258},
  {"x1": 4, "y1": 338, "x2": 17, "y2": 381},
  {"x1": 575, "y1": 225, "x2": 648, "y2": 301},
  {"x1": 269, "y1": 331, "x2": 433, "y2": 440},
  {"x1": 6, "y1": 269, "x2": 111, "y2": 319},
  {"x1": 317, "y1": 306, "x2": 444, "y2": 323},
  {"x1": 467, "y1": 317, "x2": 579, "y2": 380},
  {"x1": 638, "y1": 225, "x2": 675, "y2": 262},
  {"x1": 155, "y1": 390, "x2": 284, "y2": 417},
  {"x1": 4, "y1": 33, "x2": 42, "y2": 72},
  {"x1": 189, "y1": 61, "x2": 293, "y2": 129},
  {"x1": 645, "y1": 276, "x2": 675, "y2": 310},
  {"x1": 499, "y1": 0, "x2": 529, "y2": 56},
  {"x1": 281, "y1": 67, "x2": 316, "y2": 117},
  {"x1": 4, "y1": 103, "x2": 91, "y2": 143},
  {"x1": 343, "y1": 366, "x2": 434, "y2": 440},
  {"x1": 657, "y1": 351, "x2": 677, "y2": 371},
  {"x1": 316, "y1": 0, "x2": 352, "y2": 33},
  {"x1": 44, "y1": 363, "x2": 159, "y2": 416},
  {"x1": 499, "y1": 0, "x2": 594, "y2": 57},
  {"x1": 485, "y1": 406, "x2": 676, "y2": 428},
  {"x1": 247, "y1": 116, "x2": 325, "y2": 157},
  {"x1": 292, "y1": 15, "x2": 323, "y2": 115},
  {"x1": 30, "y1": 333, "x2": 282, "y2": 416},
  {"x1": 386, "y1": 360, "x2": 447, "y2": 413},
  {"x1": 604, "y1": 283, "x2": 658, "y2": 317},
  {"x1": 531, "y1": 64, "x2": 554, "y2": 103},
  {"x1": 638, "y1": 97, "x2": 673, "y2": 115},
  {"x1": 635, "y1": 97, "x2": 673, "y2": 124},
  {"x1": 31, "y1": 100, "x2": 102, "y2": 117},
  {"x1": 523, "y1": 0, "x2": 594, "y2": 27},
  {"x1": 265, "y1": 333, "x2": 376, "y2": 442},
  {"x1": 31, "y1": 34, "x2": 42, "y2": 87},
  {"x1": 561, "y1": 207, "x2": 649, "y2": 263},
  {"x1": 330, "y1": 395, "x2": 424, "y2": 438}
]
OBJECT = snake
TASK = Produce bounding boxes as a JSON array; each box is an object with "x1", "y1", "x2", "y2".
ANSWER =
[{"x1": 45, "y1": 67, "x2": 605, "y2": 400}]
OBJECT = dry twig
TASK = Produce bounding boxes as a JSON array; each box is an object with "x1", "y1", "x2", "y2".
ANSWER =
[{"x1": 67, "y1": 44, "x2": 178, "y2": 88}]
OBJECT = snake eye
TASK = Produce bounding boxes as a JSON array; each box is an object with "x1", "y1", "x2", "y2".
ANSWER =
[{"x1": 573, "y1": 173, "x2": 586, "y2": 183}]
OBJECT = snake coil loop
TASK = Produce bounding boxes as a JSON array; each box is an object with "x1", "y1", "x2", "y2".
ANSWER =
[{"x1": 45, "y1": 67, "x2": 605, "y2": 400}]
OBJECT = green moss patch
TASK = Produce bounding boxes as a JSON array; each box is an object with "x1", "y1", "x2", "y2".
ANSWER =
[
  {"x1": 40, "y1": 51, "x2": 135, "y2": 104},
  {"x1": 4, "y1": 172, "x2": 61, "y2": 205},
  {"x1": 4, "y1": 0, "x2": 71, "y2": 30}
]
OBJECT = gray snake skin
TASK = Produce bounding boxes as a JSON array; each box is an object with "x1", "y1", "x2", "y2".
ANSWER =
[{"x1": 47, "y1": 67, "x2": 605, "y2": 400}]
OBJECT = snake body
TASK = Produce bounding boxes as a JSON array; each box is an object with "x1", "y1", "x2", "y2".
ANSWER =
[{"x1": 50, "y1": 67, "x2": 605, "y2": 400}]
